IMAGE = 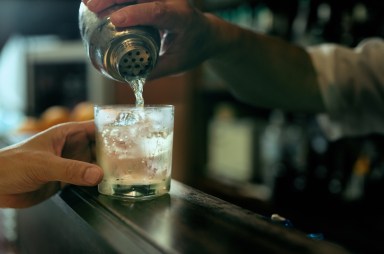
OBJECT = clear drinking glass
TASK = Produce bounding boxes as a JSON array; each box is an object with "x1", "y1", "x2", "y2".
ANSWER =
[{"x1": 94, "y1": 104, "x2": 174, "y2": 200}]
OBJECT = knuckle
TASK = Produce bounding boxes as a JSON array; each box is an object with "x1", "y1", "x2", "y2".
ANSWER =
[
  {"x1": 151, "y1": 2, "x2": 167, "y2": 20},
  {"x1": 64, "y1": 161, "x2": 79, "y2": 182}
]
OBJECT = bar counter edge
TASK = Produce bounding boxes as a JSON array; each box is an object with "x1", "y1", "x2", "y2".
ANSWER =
[{"x1": 16, "y1": 180, "x2": 351, "y2": 254}]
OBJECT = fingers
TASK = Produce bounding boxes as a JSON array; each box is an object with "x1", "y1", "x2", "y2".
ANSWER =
[
  {"x1": 57, "y1": 159, "x2": 104, "y2": 186},
  {"x1": 34, "y1": 156, "x2": 104, "y2": 187},
  {"x1": 108, "y1": 2, "x2": 168, "y2": 28},
  {"x1": 52, "y1": 121, "x2": 95, "y2": 140},
  {"x1": 33, "y1": 121, "x2": 95, "y2": 142},
  {"x1": 85, "y1": 0, "x2": 138, "y2": 13},
  {"x1": 84, "y1": 1, "x2": 188, "y2": 32},
  {"x1": 21, "y1": 121, "x2": 102, "y2": 186},
  {"x1": 26, "y1": 121, "x2": 96, "y2": 156}
]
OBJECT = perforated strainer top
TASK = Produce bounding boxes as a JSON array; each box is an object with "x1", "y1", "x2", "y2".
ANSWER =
[{"x1": 118, "y1": 48, "x2": 153, "y2": 79}]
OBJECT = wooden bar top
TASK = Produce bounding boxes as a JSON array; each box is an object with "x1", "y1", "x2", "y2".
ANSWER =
[{"x1": 17, "y1": 180, "x2": 351, "y2": 253}]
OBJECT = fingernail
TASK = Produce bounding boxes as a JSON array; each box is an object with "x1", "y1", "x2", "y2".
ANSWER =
[{"x1": 84, "y1": 167, "x2": 102, "y2": 185}]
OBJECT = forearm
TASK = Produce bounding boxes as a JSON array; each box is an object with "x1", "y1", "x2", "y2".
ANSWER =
[{"x1": 205, "y1": 14, "x2": 325, "y2": 113}]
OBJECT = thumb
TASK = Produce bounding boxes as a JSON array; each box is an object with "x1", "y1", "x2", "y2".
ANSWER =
[{"x1": 38, "y1": 157, "x2": 104, "y2": 186}]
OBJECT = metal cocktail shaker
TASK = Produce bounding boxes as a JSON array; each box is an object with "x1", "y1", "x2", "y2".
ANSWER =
[{"x1": 78, "y1": 3, "x2": 161, "y2": 83}]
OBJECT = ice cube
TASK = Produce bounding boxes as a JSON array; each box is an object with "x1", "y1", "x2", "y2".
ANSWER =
[{"x1": 113, "y1": 112, "x2": 139, "y2": 126}]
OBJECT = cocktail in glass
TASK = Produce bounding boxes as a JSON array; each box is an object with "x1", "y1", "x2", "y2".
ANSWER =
[{"x1": 95, "y1": 104, "x2": 174, "y2": 200}]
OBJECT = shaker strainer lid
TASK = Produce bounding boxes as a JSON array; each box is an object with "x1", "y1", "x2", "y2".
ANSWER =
[{"x1": 118, "y1": 47, "x2": 153, "y2": 79}]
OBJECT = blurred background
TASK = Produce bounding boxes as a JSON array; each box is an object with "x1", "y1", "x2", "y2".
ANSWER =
[{"x1": 1, "y1": 0, "x2": 384, "y2": 253}]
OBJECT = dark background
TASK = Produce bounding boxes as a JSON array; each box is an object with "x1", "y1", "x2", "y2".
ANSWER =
[{"x1": 0, "y1": 0, "x2": 81, "y2": 50}]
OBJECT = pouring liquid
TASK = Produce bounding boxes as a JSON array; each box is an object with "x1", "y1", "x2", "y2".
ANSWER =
[{"x1": 126, "y1": 77, "x2": 146, "y2": 107}]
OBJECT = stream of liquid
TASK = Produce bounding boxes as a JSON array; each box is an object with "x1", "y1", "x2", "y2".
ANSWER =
[{"x1": 127, "y1": 77, "x2": 146, "y2": 107}]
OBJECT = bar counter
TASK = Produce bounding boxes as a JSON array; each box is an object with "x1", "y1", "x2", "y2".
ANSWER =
[{"x1": 17, "y1": 180, "x2": 350, "y2": 253}]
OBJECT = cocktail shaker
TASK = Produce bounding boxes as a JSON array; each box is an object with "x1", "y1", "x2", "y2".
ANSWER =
[{"x1": 78, "y1": 2, "x2": 161, "y2": 83}]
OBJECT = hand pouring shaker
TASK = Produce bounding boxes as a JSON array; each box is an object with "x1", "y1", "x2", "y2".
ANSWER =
[{"x1": 78, "y1": 2, "x2": 161, "y2": 83}]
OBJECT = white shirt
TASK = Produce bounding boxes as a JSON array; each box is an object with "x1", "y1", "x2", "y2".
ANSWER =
[{"x1": 307, "y1": 38, "x2": 384, "y2": 140}]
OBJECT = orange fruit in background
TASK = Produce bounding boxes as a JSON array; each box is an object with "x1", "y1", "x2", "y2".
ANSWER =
[
  {"x1": 17, "y1": 116, "x2": 42, "y2": 133},
  {"x1": 17, "y1": 102, "x2": 95, "y2": 133},
  {"x1": 40, "y1": 106, "x2": 71, "y2": 130},
  {"x1": 71, "y1": 101, "x2": 94, "y2": 121}
]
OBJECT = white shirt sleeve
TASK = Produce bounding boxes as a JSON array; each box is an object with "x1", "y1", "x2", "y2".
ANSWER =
[{"x1": 307, "y1": 38, "x2": 384, "y2": 140}]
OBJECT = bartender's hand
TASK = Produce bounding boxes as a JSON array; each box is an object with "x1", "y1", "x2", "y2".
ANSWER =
[
  {"x1": 83, "y1": 0, "x2": 323, "y2": 112},
  {"x1": 82, "y1": 0, "x2": 220, "y2": 79},
  {"x1": 0, "y1": 121, "x2": 103, "y2": 208}
]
